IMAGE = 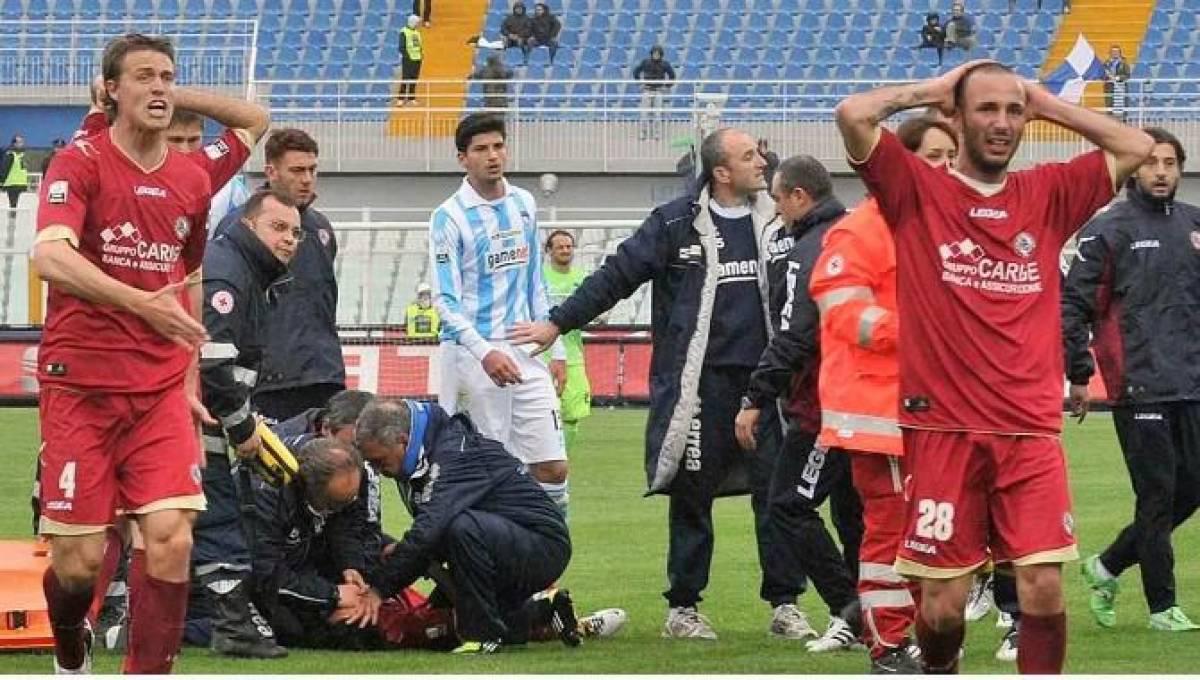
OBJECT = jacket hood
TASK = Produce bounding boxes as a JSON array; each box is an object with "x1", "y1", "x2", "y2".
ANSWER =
[{"x1": 790, "y1": 195, "x2": 847, "y2": 237}]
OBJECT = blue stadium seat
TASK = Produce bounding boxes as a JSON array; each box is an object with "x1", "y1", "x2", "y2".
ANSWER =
[
  {"x1": 615, "y1": 12, "x2": 636, "y2": 31},
  {"x1": 26, "y1": 0, "x2": 49, "y2": 18},
  {"x1": 667, "y1": 12, "x2": 690, "y2": 31},
  {"x1": 1, "y1": 0, "x2": 22, "y2": 20}
]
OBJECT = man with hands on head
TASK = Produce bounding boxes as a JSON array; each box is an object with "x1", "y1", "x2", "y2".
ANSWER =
[{"x1": 834, "y1": 59, "x2": 1152, "y2": 673}]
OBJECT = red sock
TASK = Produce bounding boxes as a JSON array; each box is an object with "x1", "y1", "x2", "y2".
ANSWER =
[
  {"x1": 123, "y1": 550, "x2": 188, "y2": 674},
  {"x1": 1018, "y1": 612, "x2": 1066, "y2": 674},
  {"x1": 43, "y1": 567, "x2": 94, "y2": 670},
  {"x1": 916, "y1": 612, "x2": 963, "y2": 674},
  {"x1": 87, "y1": 528, "x2": 124, "y2": 622}
]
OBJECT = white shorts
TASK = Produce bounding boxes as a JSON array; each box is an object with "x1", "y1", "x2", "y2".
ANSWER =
[{"x1": 439, "y1": 342, "x2": 566, "y2": 464}]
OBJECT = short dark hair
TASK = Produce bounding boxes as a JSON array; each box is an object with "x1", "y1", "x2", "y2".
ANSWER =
[
  {"x1": 544, "y1": 229, "x2": 575, "y2": 251},
  {"x1": 241, "y1": 188, "x2": 297, "y2": 222},
  {"x1": 354, "y1": 399, "x2": 412, "y2": 452},
  {"x1": 100, "y1": 34, "x2": 175, "y2": 120},
  {"x1": 455, "y1": 112, "x2": 506, "y2": 153},
  {"x1": 324, "y1": 390, "x2": 375, "y2": 432},
  {"x1": 297, "y1": 438, "x2": 362, "y2": 506},
  {"x1": 169, "y1": 109, "x2": 203, "y2": 129},
  {"x1": 265, "y1": 128, "x2": 319, "y2": 163},
  {"x1": 896, "y1": 116, "x2": 959, "y2": 153},
  {"x1": 1144, "y1": 126, "x2": 1186, "y2": 167},
  {"x1": 775, "y1": 155, "x2": 832, "y2": 202},
  {"x1": 699, "y1": 128, "x2": 733, "y2": 187},
  {"x1": 953, "y1": 62, "x2": 1016, "y2": 111}
]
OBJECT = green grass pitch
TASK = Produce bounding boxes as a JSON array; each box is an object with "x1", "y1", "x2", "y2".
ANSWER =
[{"x1": 1, "y1": 407, "x2": 1198, "y2": 673}]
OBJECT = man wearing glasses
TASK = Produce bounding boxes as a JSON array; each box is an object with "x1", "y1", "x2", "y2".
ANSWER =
[{"x1": 194, "y1": 188, "x2": 301, "y2": 657}]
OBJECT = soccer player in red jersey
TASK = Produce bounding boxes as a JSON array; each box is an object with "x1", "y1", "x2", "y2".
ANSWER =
[
  {"x1": 78, "y1": 73, "x2": 268, "y2": 203},
  {"x1": 32, "y1": 34, "x2": 221, "y2": 674},
  {"x1": 835, "y1": 61, "x2": 1154, "y2": 673}
]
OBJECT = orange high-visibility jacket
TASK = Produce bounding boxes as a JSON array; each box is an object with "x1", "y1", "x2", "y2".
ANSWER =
[{"x1": 809, "y1": 198, "x2": 902, "y2": 456}]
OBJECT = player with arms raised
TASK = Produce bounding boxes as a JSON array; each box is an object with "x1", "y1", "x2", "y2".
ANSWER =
[
  {"x1": 835, "y1": 61, "x2": 1152, "y2": 673},
  {"x1": 33, "y1": 34, "x2": 217, "y2": 674}
]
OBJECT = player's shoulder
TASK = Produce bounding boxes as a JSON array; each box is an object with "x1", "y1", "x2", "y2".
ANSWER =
[
  {"x1": 506, "y1": 183, "x2": 538, "y2": 213},
  {"x1": 54, "y1": 136, "x2": 105, "y2": 168},
  {"x1": 164, "y1": 148, "x2": 212, "y2": 186}
]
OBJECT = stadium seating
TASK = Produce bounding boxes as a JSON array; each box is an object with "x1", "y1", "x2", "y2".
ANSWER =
[
  {"x1": 1128, "y1": 0, "x2": 1200, "y2": 113},
  {"x1": 467, "y1": 0, "x2": 1064, "y2": 114}
]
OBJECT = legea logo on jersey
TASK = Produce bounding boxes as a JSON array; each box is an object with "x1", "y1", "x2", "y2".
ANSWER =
[
  {"x1": 486, "y1": 244, "x2": 530, "y2": 272},
  {"x1": 938, "y1": 238, "x2": 1043, "y2": 295},
  {"x1": 968, "y1": 207, "x2": 1010, "y2": 220},
  {"x1": 99, "y1": 221, "x2": 184, "y2": 273},
  {"x1": 134, "y1": 185, "x2": 168, "y2": 199}
]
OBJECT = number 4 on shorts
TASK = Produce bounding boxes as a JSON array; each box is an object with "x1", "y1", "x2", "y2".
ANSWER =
[{"x1": 58, "y1": 461, "x2": 77, "y2": 499}]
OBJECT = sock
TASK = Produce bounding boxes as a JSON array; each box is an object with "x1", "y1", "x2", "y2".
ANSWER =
[
  {"x1": 124, "y1": 551, "x2": 189, "y2": 674},
  {"x1": 915, "y1": 611, "x2": 963, "y2": 674},
  {"x1": 1094, "y1": 557, "x2": 1116, "y2": 581},
  {"x1": 43, "y1": 568, "x2": 94, "y2": 671},
  {"x1": 87, "y1": 529, "x2": 124, "y2": 623},
  {"x1": 1017, "y1": 612, "x2": 1066, "y2": 674},
  {"x1": 540, "y1": 480, "x2": 569, "y2": 520},
  {"x1": 563, "y1": 420, "x2": 579, "y2": 453}
]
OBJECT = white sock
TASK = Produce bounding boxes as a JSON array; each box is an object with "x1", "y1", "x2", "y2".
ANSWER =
[
  {"x1": 1095, "y1": 557, "x2": 1116, "y2": 581},
  {"x1": 540, "y1": 480, "x2": 569, "y2": 519}
]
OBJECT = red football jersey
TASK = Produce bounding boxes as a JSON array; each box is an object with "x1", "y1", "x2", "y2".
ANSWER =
[
  {"x1": 77, "y1": 111, "x2": 250, "y2": 192},
  {"x1": 853, "y1": 130, "x2": 1114, "y2": 435},
  {"x1": 36, "y1": 131, "x2": 211, "y2": 392}
]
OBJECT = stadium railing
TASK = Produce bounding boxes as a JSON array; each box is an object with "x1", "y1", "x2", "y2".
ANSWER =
[{"x1": 251, "y1": 77, "x2": 1200, "y2": 173}]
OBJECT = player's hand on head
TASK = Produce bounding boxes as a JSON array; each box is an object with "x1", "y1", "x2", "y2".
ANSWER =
[
  {"x1": 1068, "y1": 383, "x2": 1090, "y2": 423},
  {"x1": 508, "y1": 320, "x2": 561, "y2": 356},
  {"x1": 1021, "y1": 79, "x2": 1056, "y2": 121},
  {"x1": 234, "y1": 430, "x2": 263, "y2": 459},
  {"x1": 930, "y1": 58, "x2": 999, "y2": 117},
  {"x1": 130, "y1": 281, "x2": 209, "y2": 349},
  {"x1": 734, "y1": 406, "x2": 760, "y2": 452},
  {"x1": 482, "y1": 349, "x2": 523, "y2": 387}
]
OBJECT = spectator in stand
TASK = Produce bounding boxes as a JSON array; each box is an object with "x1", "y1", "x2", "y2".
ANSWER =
[
  {"x1": 40, "y1": 138, "x2": 67, "y2": 175},
  {"x1": 632, "y1": 46, "x2": 676, "y2": 141},
  {"x1": 1104, "y1": 44, "x2": 1131, "y2": 116},
  {"x1": 757, "y1": 139, "x2": 780, "y2": 189},
  {"x1": 412, "y1": 0, "x2": 432, "y2": 28},
  {"x1": 1, "y1": 134, "x2": 28, "y2": 222},
  {"x1": 944, "y1": 2, "x2": 976, "y2": 52},
  {"x1": 501, "y1": 2, "x2": 534, "y2": 64},
  {"x1": 918, "y1": 12, "x2": 945, "y2": 66},
  {"x1": 398, "y1": 15, "x2": 424, "y2": 105},
  {"x1": 470, "y1": 53, "x2": 514, "y2": 111},
  {"x1": 529, "y1": 3, "x2": 561, "y2": 65}
]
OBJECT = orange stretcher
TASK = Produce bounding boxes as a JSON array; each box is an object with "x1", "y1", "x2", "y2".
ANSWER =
[{"x1": 0, "y1": 539, "x2": 54, "y2": 650}]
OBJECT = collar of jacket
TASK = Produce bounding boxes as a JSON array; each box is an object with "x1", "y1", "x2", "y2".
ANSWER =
[
  {"x1": 1126, "y1": 181, "x2": 1174, "y2": 215},
  {"x1": 226, "y1": 219, "x2": 290, "y2": 288},
  {"x1": 789, "y1": 195, "x2": 847, "y2": 237}
]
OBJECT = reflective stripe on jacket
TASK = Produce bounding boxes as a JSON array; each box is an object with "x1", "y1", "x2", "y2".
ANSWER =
[{"x1": 809, "y1": 198, "x2": 902, "y2": 456}]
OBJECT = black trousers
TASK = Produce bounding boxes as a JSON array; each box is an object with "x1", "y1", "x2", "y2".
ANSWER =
[
  {"x1": 441, "y1": 509, "x2": 570, "y2": 642},
  {"x1": 400, "y1": 58, "x2": 422, "y2": 100},
  {"x1": 1100, "y1": 402, "x2": 1200, "y2": 613},
  {"x1": 192, "y1": 451, "x2": 251, "y2": 571},
  {"x1": 411, "y1": 0, "x2": 431, "y2": 21},
  {"x1": 254, "y1": 382, "x2": 345, "y2": 423},
  {"x1": 5, "y1": 186, "x2": 22, "y2": 212},
  {"x1": 766, "y1": 430, "x2": 861, "y2": 615},
  {"x1": 664, "y1": 366, "x2": 806, "y2": 610}
]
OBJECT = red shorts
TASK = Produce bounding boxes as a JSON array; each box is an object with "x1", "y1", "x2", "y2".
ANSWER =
[
  {"x1": 894, "y1": 429, "x2": 1077, "y2": 579},
  {"x1": 38, "y1": 384, "x2": 205, "y2": 535}
]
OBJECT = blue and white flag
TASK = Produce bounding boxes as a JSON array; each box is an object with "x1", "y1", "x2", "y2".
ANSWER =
[{"x1": 1043, "y1": 34, "x2": 1107, "y2": 104}]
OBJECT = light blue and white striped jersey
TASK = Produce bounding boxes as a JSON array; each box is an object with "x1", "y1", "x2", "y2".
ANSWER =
[
  {"x1": 206, "y1": 174, "x2": 250, "y2": 237},
  {"x1": 429, "y1": 178, "x2": 554, "y2": 360}
]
